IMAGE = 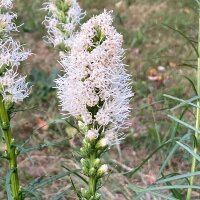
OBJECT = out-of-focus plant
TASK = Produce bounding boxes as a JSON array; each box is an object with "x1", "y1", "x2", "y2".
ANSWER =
[
  {"x1": 43, "y1": 0, "x2": 85, "y2": 51},
  {"x1": 0, "y1": 0, "x2": 31, "y2": 199},
  {"x1": 28, "y1": 67, "x2": 59, "y2": 103}
]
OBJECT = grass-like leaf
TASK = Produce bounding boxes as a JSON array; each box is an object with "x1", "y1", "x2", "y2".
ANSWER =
[
  {"x1": 158, "y1": 133, "x2": 191, "y2": 177},
  {"x1": 126, "y1": 138, "x2": 177, "y2": 177},
  {"x1": 27, "y1": 171, "x2": 80, "y2": 191},
  {"x1": 23, "y1": 188, "x2": 42, "y2": 200},
  {"x1": 156, "y1": 171, "x2": 200, "y2": 185},
  {"x1": 62, "y1": 165, "x2": 88, "y2": 184},
  {"x1": 177, "y1": 141, "x2": 200, "y2": 161},
  {"x1": 5, "y1": 170, "x2": 14, "y2": 200},
  {"x1": 129, "y1": 184, "x2": 200, "y2": 195},
  {"x1": 129, "y1": 185, "x2": 178, "y2": 200},
  {"x1": 52, "y1": 185, "x2": 72, "y2": 200},
  {"x1": 183, "y1": 76, "x2": 198, "y2": 95},
  {"x1": 168, "y1": 115, "x2": 200, "y2": 134},
  {"x1": 163, "y1": 24, "x2": 199, "y2": 56},
  {"x1": 164, "y1": 94, "x2": 200, "y2": 110}
]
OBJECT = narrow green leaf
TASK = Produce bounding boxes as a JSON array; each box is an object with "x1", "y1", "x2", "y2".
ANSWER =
[
  {"x1": 163, "y1": 24, "x2": 198, "y2": 56},
  {"x1": 158, "y1": 133, "x2": 191, "y2": 177},
  {"x1": 146, "y1": 191, "x2": 179, "y2": 200},
  {"x1": 179, "y1": 63, "x2": 197, "y2": 69},
  {"x1": 177, "y1": 141, "x2": 200, "y2": 161},
  {"x1": 52, "y1": 185, "x2": 72, "y2": 200},
  {"x1": 70, "y1": 176, "x2": 82, "y2": 199},
  {"x1": 28, "y1": 171, "x2": 79, "y2": 190},
  {"x1": 62, "y1": 165, "x2": 88, "y2": 184},
  {"x1": 22, "y1": 188, "x2": 42, "y2": 200},
  {"x1": 129, "y1": 184, "x2": 200, "y2": 193},
  {"x1": 156, "y1": 171, "x2": 200, "y2": 184},
  {"x1": 183, "y1": 76, "x2": 198, "y2": 95},
  {"x1": 18, "y1": 139, "x2": 68, "y2": 155},
  {"x1": 164, "y1": 94, "x2": 200, "y2": 110},
  {"x1": 168, "y1": 115, "x2": 200, "y2": 134},
  {"x1": 126, "y1": 138, "x2": 176, "y2": 177},
  {"x1": 129, "y1": 185, "x2": 178, "y2": 200},
  {"x1": 5, "y1": 170, "x2": 14, "y2": 200}
]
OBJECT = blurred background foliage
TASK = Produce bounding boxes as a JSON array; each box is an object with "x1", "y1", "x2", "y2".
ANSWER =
[{"x1": 1, "y1": 0, "x2": 200, "y2": 199}]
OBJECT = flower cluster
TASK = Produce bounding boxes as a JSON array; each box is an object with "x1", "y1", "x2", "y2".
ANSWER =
[
  {"x1": 0, "y1": 0, "x2": 31, "y2": 104},
  {"x1": 0, "y1": 69, "x2": 29, "y2": 103},
  {"x1": 0, "y1": 0, "x2": 13, "y2": 9},
  {"x1": 53, "y1": 8, "x2": 133, "y2": 200},
  {"x1": 56, "y1": 11, "x2": 133, "y2": 145},
  {"x1": 0, "y1": 12, "x2": 17, "y2": 36},
  {"x1": 43, "y1": 0, "x2": 84, "y2": 49}
]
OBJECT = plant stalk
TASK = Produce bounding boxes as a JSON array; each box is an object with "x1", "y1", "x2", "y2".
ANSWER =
[
  {"x1": 186, "y1": 6, "x2": 200, "y2": 200},
  {"x1": 0, "y1": 95, "x2": 21, "y2": 200},
  {"x1": 88, "y1": 153, "x2": 97, "y2": 196}
]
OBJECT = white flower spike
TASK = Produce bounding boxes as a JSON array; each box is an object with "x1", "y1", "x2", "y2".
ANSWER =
[
  {"x1": 43, "y1": 0, "x2": 85, "y2": 48},
  {"x1": 0, "y1": 0, "x2": 31, "y2": 104},
  {"x1": 56, "y1": 11, "x2": 133, "y2": 144}
]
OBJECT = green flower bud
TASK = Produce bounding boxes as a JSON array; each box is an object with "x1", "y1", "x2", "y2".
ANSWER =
[
  {"x1": 80, "y1": 147, "x2": 87, "y2": 157},
  {"x1": 89, "y1": 196, "x2": 95, "y2": 200},
  {"x1": 93, "y1": 158, "x2": 101, "y2": 168},
  {"x1": 78, "y1": 121, "x2": 88, "y2": 133},
  {"x1": 81, "y1": 188, "x2": 89, "y2": 198},
  {"x1": 96, "y1": 137, "x2": 109, "y2": 149},
  {"x1": 2, "y1": 151, "x2": 9, "y2": 160},
  {"x1": 82, "y1": 166, "x2": 89, "y2": 176},
  {"x1": 15, "y1": 147, "x2": 20, "y2": 156},
  {"x1": 1, "y1": 121, "x2": 10, "y2": 130},
  {"x1": 89, "y1": 167, "x2": 96, "y2": 176},
  {"x1": 97, "y1": 164, "x2": 108, "y2": 177}
]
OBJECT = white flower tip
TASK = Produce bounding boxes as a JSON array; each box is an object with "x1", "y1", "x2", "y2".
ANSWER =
[
  {"x1": 98, "y1": 164, "x2": 109, "y2": 176},
  {"x1": 85, "y1": 129, "x2": 99, "y2": 141},
  {"x1": 97, "y1": 137, "x2": 110, "y2": 148}
]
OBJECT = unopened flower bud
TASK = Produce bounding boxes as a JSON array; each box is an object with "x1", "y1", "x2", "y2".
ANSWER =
[
  {"x1": 96, "y1": 137, "x2": 110, "y2": 149},
  {"x1": 82, "y1": 166, "x2": 89, "y2": 175},
  {"x1": 81, "y1": 188, "x2": 89, "y2": 198},
  {"x1": 97, "y1": 164, "x2": 108, "y2": 177},
  {"x1": 93, "y1": 158, "x2": 101, "y2": 168},
  {"x1": 89, "y1": 167, "x2": 96, "y2": 176}
]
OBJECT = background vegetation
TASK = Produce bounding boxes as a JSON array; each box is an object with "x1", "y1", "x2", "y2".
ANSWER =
[{"x1": 1, "y1": 0, "x2": 200, "y2": 199}]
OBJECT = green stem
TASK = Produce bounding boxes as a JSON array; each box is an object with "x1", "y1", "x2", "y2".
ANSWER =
[
  {"x1": 0, "y1": 95, "x2": 21, "y2": 200},
  {"x1": 88, "y1": 153, "x2": 97, "y2": 196},
  {"x1": 186, "y1": 6, "x2": 200, "y2": 200}
]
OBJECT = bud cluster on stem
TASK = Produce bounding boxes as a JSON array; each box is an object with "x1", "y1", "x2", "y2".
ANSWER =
[{"x1": 80, "y1": 129, "x2": 109, "y2": 199}]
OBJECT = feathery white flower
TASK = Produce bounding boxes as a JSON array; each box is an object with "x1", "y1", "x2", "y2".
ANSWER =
[
  {"x1": 0, "y1": 69, "x2": 30, "y2": 103},
  {"x1": 56, "y1": 11, "x2": 133, "y2": 144},
  {"x1": 0, "y1": 0, "x2": 31, "y2": 103},
  {"x1": 85, "y1": 129, "x2": 99, "y2": 141},
  {"x1": 0, "y1": 0, "x2": 13, "y2": 9},
  {"x1": 0, "y1": 13, "x2": 17, "y2": 34},
  {"x1": 0, "y1": 38, "x2": 31, "y2": 69},
  {"x1": 43, "y1": 0, "x2": 84, "y2": 47}
]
